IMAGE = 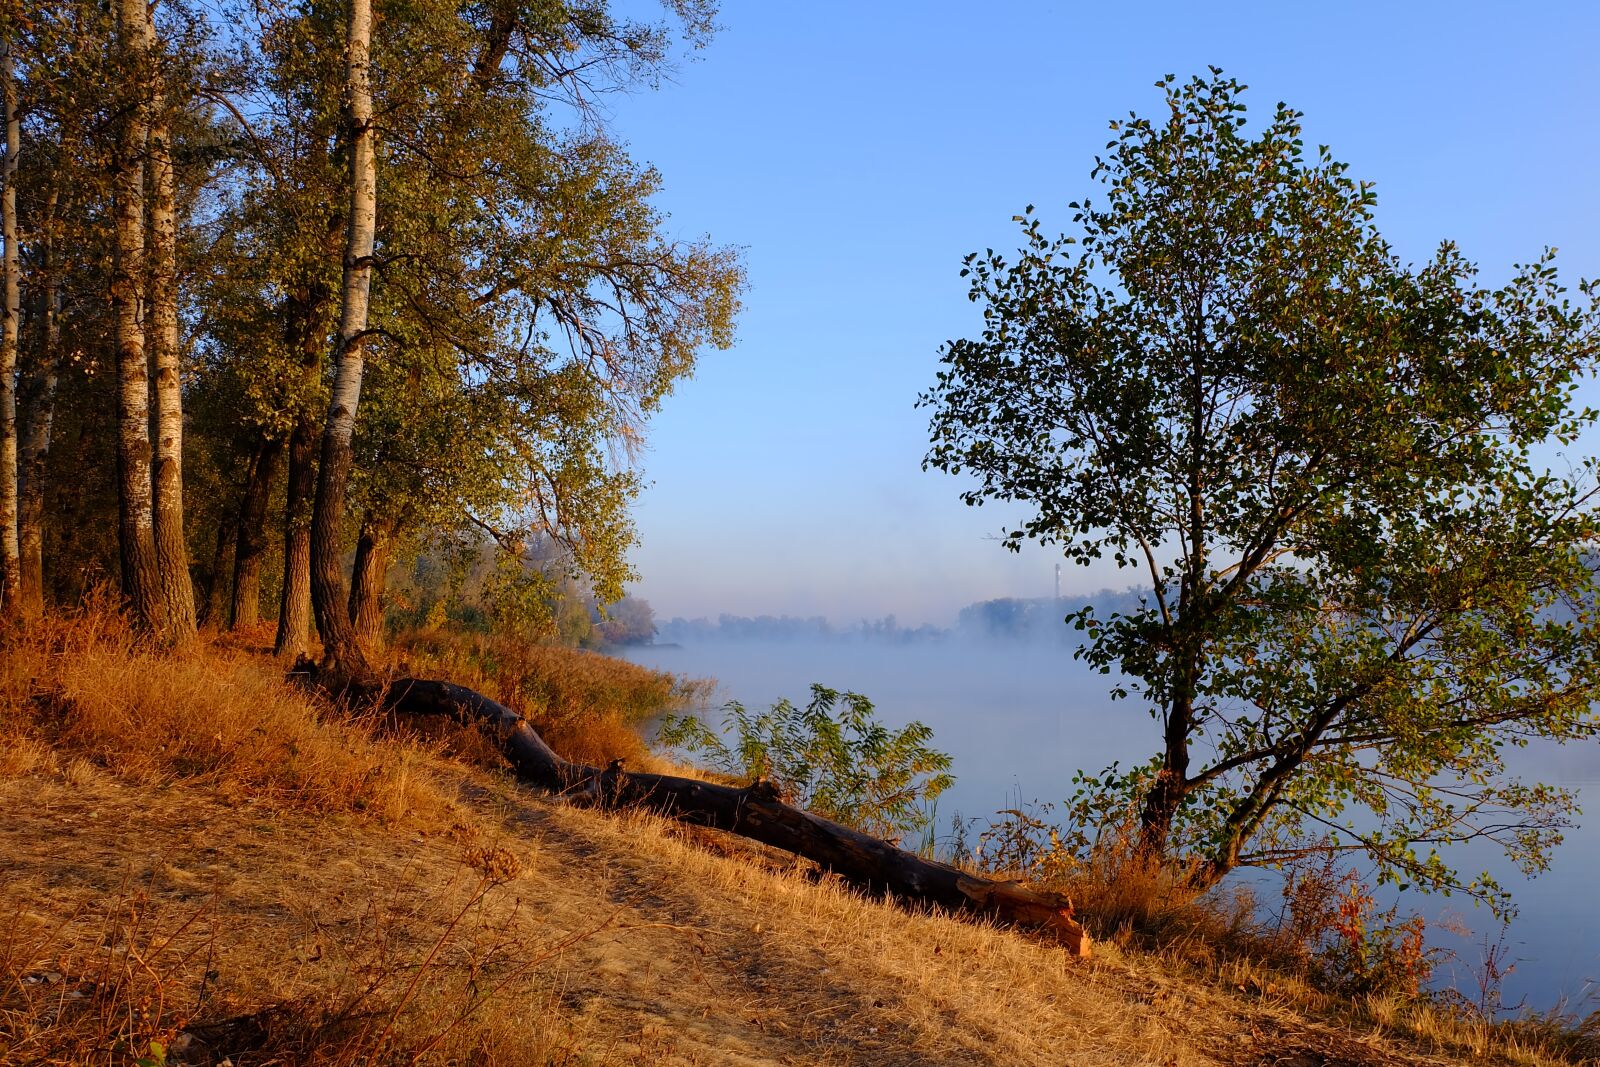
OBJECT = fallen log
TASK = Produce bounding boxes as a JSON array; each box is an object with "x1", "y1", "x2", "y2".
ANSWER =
[
  {"x1": 373, "y1": 675, "x2": 1090, "y2": 956},
  {"x1": 353, "y1": 675, "x2": 1088, "y2": 953}
]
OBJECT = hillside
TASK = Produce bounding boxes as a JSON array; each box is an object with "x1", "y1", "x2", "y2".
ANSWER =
[{"x1": 0, "y1": 619, "x2": 1581, "y2": 1066}]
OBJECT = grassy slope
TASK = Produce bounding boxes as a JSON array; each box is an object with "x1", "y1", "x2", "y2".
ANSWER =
[{"x1": 0, "y1": 617, "x2": 1565, "y2": 1066}]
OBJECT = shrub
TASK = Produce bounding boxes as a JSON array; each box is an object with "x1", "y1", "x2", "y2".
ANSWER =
[
  {"x1": 1272, "y1": 851, "x2": 1437, "y2": 999},
  {"x1": 657, "y1": 684, "x2": 953, "y2": 844}
]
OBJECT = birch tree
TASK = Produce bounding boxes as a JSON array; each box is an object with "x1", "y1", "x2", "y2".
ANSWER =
[
  {"x1": 108, "y1": 0, "x2": 164, "y2": 632},
  {"x1": 308, "y1": 0, "x2": 377, "y2": 674},
  {"x1": 0, "y1": 37, "x2": 21, "y2": 616},
  {"x1": 146, "y1": 27, "x2": 195, "y2": 639},
  {"x1": 304, "y1": 0, "x2": 735, "y2": 671}
]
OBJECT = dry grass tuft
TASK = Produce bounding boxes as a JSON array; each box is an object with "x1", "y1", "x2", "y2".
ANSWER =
[
  {"x1": 973, "y1": 811, "x2": 1218, "y2": 946},
  {"x1": 1065, "y1": 836, "x2": 1211, "y2": 942},
  {"x1": 0, "y1": 602, "x2": 451, "y2": 824},
  {"x1": 393, "y1": 629, "x2": 710, "y2": 769}
]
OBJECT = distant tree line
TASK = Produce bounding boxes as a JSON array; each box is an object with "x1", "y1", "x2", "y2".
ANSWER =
[
  {"x1": 0, "y1": 0, "x2": 741, "y2": 670},
  {"x1": 656, "y1": 612, "x2": 948, "y2": 645},
  {"x1": 954, "y1": 590, "x2": 1147, "y2": 642},
  {"x1": 652, "y1": 596, "x2": 1159, "y2": 645}
]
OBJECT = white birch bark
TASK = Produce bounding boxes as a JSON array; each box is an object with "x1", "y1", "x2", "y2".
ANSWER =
[
  {"x1": 0, "y1": 40, "x2": 22, "y2": 616},
  {"x1": 309, "y1": 0, "x2": 377, "y2": 673},
  {"x1": 148, "y1": 53, "x2": 196, "y2": 639},
  {"x1": 111, "y1": 0, "x2": 162, "y2": 630}
]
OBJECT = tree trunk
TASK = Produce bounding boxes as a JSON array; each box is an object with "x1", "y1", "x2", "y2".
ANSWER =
[
  {"x1": 230, "y1": 436, "x2": 282, "y2": 629},
  {"x1": 274, "y1": 416, "x2": 317, "y2": 657},
  {"x1": 348, "y1": 511, "x2": 393, "y2": 650},
  {"x1": 50, "y1": 414, "x2": 92, "y2": 604},
  {"x1": 198, "y1": 503, "x2": 234, "y2": 627},
  {"x1": 110, "y1": 0, "x2": 162, "y2": 632},
  {"x1": 1136, "y1": 768, "x2": 1187, "y2": 859},
  {"x1": 310, "y1": 0, "x2": 377, "y2": 677},
  {"x1": 274, "y1": 283, "x2": 329, "y2": 660},
  {"x1": 368, "y1": 675, "x2": 1090, "y2": 956},
  {"x1": 17, "y1": 245, "x2": 61, "y2": 619},
  {"x1": 1137, "y1": 640, "x2": 1198, "y2": 859},
  {"x1": 0, "y1": 41, "x2": 22, "y2": 617},
  {"x1": 147, "y1": 80, "x2": 196, "y2": 641}
]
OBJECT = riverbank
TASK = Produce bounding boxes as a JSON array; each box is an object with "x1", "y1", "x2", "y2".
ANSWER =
[{"x1": 2, "y1": 617, "x2": 1592, "y2": 1065}]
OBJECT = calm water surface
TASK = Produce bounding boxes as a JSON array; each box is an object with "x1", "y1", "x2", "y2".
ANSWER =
[{"x1": 625, "y1": 639, "x2": 1600, "y2": 1012}]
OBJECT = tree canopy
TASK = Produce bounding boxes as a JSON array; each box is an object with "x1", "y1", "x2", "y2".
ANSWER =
[
  {"x1": 0, "y1": 0, "x2": 739, "y2": 657},
  {"x1": 921, "y1": 71, "x2": 1600, "y2": 912}
]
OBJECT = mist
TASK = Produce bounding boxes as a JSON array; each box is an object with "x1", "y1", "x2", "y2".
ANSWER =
[{"x1": 632, "y1": 629, "x2": 1130, "y2": 821}]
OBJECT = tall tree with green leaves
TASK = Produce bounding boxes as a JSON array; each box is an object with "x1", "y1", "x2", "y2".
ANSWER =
[
  {"x1": 299, "y1": 0, "x2": 735, "y2": 671},
  {"x1": 921, "y1": 72, "x2": 1600, "y2": 911},
  {"x1": 179, "y1": 0, "x2": 344, "y2": 649},
  {"x1": 9, "y1": 0, "x2": 117, "y2": 618}
]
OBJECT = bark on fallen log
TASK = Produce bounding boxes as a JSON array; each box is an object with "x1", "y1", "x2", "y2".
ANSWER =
[{"x1": 376, "y1": 675, "x2": 1091, "y2": 956}]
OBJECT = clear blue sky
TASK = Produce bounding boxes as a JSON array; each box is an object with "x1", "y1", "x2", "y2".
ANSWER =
[{"x1": 603, "y1": 1, "x2": 1600, "y2": 627}]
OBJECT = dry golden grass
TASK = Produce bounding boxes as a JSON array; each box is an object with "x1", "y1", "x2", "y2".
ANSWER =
[
  {"x1": 4, "y1": 755, "x2": 1514, "y2": 1067},
  {"x1": 1, "y1": 763, "x2": 1199, "y2": 1066},
  {"x1": 393, "y1": 628, "x2": 710, "y2": 769},
  {"x1": 0, "y1": 601, "x2": 451, "y2": 824},
  {"x1": 0, "y1": 770, "x2": 596, "y2": 1065},
  {"x1": 983, "y1": 823, "x2": 1600, "y2": 1067},
  {"x1": 2, "y1": 611, "x2": 1593, "y2": 1065}
]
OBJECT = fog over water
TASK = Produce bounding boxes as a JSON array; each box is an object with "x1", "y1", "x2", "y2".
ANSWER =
[{"x1": 623, "y1": 633, "x2": 1600, "y2": 1012}]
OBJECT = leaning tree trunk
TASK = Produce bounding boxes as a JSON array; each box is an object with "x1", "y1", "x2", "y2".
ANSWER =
[
  {"x1": 368, "y1": 675, "x2": 1091, "y2": 956},
  {"x1": 0, "y1": 40, "x2": 22, "y2": 618},
  {"x1": 110, "y1": 0, "x2": 163, "y2": 633},
  {"x1": 309, "y1": 0, "x2": 377, "y2": 677},
  {"x1": 231, "y1": 436, "x2": 282, "y2": 629},
  {"x1": 17, "y1": 236, "x2": 60, "y2": 620},
  {"x1": 347, "y1": 511, "x2": 393, "y2": 650},
  {"x1": 147, "y1": 85, "x2": 196, "y2": 641}
]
